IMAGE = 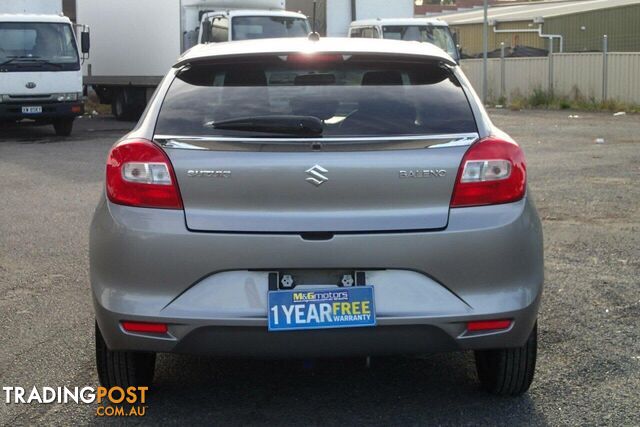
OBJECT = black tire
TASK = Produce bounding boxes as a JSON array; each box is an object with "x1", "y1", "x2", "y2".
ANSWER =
[
  {"x1": 95, "y1": 322, "x2": 156, "y2": 388},
  {"x1": 53, "y1": 118, "x2": 74, "y2": 136},
  {"x1": 474, "y1": 322, "x2": 537, "y2": 396},
  {"x1": 111, "y1": 90, "x2": 141, "y2": 121}
]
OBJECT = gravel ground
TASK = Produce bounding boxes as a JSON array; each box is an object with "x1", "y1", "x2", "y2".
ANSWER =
[{"x1": 0, "y1": 110, "x2": 638, "y2": 425}]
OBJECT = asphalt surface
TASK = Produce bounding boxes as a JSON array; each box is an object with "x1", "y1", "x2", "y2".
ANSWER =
[{"x1": 0, "y1": 111, "x2": 639, "y2": 425}]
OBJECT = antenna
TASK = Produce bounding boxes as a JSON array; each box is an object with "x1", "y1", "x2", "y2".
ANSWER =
[{"x1": 308, "y1": 0, "x2": 320, "y2": 41}]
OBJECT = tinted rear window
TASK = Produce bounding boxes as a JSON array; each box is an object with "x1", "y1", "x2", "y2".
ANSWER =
[{"x1": 155, "y1": 57, "x2": 477, "y2": 138}]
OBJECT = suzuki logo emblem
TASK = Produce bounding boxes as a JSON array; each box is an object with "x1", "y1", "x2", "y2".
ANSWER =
[
  {"x1": 305, "y1": 165, "x2": 329, "y2": 186},
  {"x1": 25, "y1": 82, "x2": 36, "y2": 89}
]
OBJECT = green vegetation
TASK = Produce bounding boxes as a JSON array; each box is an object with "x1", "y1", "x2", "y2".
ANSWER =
[{"x1": 498, "y1": 87, "x2": 640, "y2": 113}]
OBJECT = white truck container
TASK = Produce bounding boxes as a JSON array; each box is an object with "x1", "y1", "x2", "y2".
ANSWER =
[
  {"x1": 2, "y1": 0, "x2": 62, "y2": 15},
  {"x1": 0, "y1": 6, "x2": 90, "y2": 136},
  {"x1": 77, "y1": 0, "x2": 310, "y2": 120},
  {"x1": 325, "y1": 0, "x2": 414, "y2": 37}
]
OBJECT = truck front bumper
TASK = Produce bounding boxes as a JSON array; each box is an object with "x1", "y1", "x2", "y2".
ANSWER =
[{"x1": 0, "y1": 101, "x2": 84, "y2": 121}]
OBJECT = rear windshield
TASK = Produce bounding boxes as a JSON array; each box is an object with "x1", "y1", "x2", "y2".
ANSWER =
[{"x1": 155, "y1": 57, "x2": 477, "y2": 138}]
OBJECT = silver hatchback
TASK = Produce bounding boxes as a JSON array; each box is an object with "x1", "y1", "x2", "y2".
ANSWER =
[{"x1": 90, "y1": 38, "x2": 543, "y2": 396}]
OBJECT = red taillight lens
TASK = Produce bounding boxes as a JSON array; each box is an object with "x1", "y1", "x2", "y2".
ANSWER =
[
  {"x1": 106, "y1": 139, "x2": 183, "y2": 209},
  {"x1": 467, "y1": 319, "x2": 512, "y2": 332},
  {"x1": 121, "y1": 321, "x2": 168, "y2": 334},
  {"x1": 451, "y1": 137, "x2": 526, "y2": 208}
]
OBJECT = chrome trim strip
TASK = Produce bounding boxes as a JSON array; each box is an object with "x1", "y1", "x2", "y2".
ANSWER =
[{"x1": 155, "y1": 133, "x2": 479, "y2": 151}]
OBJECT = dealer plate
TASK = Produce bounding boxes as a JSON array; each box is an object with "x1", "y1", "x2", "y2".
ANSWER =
[
  {"x1": 268, "y1": 286, "x2": 376, "y2": 332},
  {"x1": 22, "y1": 106, "x2": 42, "y2": 114}
]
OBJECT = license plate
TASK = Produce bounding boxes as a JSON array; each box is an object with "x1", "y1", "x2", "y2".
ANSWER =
[
  {"x1": 22, "y1": 106, "x2": 42, "y2": 114},
  {"x1": 268, "y1": 286, "x2": 376, "y2": 332}
]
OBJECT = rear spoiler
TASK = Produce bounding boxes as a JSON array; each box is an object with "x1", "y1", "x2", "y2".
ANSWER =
[{"x1": 173, "y1": 51, "x2": 457, "y2": 69}]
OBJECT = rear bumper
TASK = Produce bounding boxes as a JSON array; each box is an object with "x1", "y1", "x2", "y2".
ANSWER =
[
  {"x1": 90, "y1": 196, "x2": 543, "y2": 357},
  {"x1": 94, "y1": 296, "x2": 540, "y2": 358},
  {"x1": 0, "y1": 101, "x2": 83, "y2": 121}
]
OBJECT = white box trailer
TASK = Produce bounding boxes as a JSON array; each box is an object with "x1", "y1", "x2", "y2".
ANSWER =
[
  {"x1": 2, "y1": 0, "x2": 62, "y2": 14},
  {"x1": 325, "y1": 0, "x2": 414, "y2": 36},
  {"x1": 77, "y1": 0, "x2": 309, "y2": 120}
]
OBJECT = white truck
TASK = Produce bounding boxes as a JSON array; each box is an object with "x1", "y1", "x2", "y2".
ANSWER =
[
  {"x1": 0, "y1": 0, "x2": 90, "y2": 136},
  {"x1": 77, "y1": 0, "x2": 310, "y2": 120},
  {"x1": 349, "y1": 18, "x2": 460, "y2": 63}
]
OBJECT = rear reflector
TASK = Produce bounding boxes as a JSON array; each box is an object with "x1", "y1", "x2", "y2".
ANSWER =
[
  {"x1": 467, "y1": 319, "x2": 512, "y2": 332},
  {"x1": 121, "y1": 321, "x2": 168, "y2": 334}
]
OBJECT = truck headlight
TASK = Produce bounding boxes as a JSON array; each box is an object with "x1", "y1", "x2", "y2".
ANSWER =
[{"x1": 55, "y1": 93, "x2": 79, "y2": 102}]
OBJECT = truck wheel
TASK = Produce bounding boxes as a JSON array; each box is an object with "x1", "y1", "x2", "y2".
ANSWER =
[
  {"x1": 474, "y1": 322, "x2": 537, "y2": 396},
  {"x1": 95, "y1": 322, "x2": 156, "y2": 388},
  {"x1": 112, "y1": 90, "x2": 140, "y2": 121},
  {"x1": 53, "y1": 118, "x2": 74, "y2": 136}
]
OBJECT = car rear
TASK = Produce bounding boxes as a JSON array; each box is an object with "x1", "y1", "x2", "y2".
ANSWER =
[{"x1": 90, "y1": 38, "x2": 542, "y2": 395}]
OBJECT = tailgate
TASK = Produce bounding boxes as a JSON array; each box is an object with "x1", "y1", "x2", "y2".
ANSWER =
[{"x1": 163, "y1": 139, "x2": 473, "y2": 232}]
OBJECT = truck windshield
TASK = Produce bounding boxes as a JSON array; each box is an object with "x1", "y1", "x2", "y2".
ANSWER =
[
  {"x1": 155, "y1": 57, "x2": 476, "y2": 138},
  {"x1": 0, "y1": 22, "x2": 79, "y2": 71},
  {"x1": 382, "y1": 25, "x2": 458, "y2": 61},
  {"x1": 232, "y1": 16, "x2": 310, "y2": 40}
]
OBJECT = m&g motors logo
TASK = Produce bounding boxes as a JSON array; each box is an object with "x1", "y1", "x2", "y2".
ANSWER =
[
  {"x1": 3, "y1": 386, "x2": 149, "y2": 418},
  {"x1": 293, "y1": 290, "x2": 349, "y2": 302}
]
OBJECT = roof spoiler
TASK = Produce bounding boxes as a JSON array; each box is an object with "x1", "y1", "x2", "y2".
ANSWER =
[{"x1": 173, "y1": 52, "x2": 457, "y2": 69}]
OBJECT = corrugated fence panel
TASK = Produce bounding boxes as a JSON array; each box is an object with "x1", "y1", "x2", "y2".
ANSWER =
[
  {"x1": 459, "y1": 58, "x2": 507, "y2": 100},
  {"x1": 607, "y1": 53, "x2": 640, "y2": 104},
  {"x1": 504, "y1": 57, "x2": 548, "y2": 99},
  {"x1": 460, "y1": 53, "x2": 640, "y2": 104},
  {"x1": 460, "y1": 59, "x2": 482, "y2": 93},
  {"x1": 553, "y1": 53, "x2": 603, "y2": 100}
]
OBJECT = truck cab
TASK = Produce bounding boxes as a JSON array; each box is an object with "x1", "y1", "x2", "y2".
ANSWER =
[
  {"x1": 198, "y1": 9, "x2": 310, "y2": 45},
  {"x1": 349, "y1": 18, "x2": 459, "y2": 63},
  {"x1": 0, "y1": 13, "x2": 89, "y2": 136}
]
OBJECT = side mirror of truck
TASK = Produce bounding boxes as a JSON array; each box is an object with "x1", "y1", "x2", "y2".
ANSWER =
[
  {"x1": 81, "y1": 31, "x2": 90, "y2": 54},
  {"x1": 201, "y1": 20, "x2": 212, "y2": 43}
]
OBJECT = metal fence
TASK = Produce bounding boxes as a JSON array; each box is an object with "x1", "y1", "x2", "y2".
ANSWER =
[{"x1": 461, "y1": 49, "x2": 640, "y2": 105}]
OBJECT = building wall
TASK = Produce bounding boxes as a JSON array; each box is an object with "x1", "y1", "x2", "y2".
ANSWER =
[
  {"x1": 452, "y1": 21, "x2": 547, "y2": 57},
  {"x1": 415, "y1": 0, "x2": 499, "y2": 15},
  {"x1": 450, "y1": 3, "x2": 640, "y2": 56},
  {"x1": 544, "y1": 4, "x2": 640, "y2": 52}
]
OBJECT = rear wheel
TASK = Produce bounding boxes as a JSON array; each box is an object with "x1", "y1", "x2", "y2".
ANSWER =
[
  {"x1": 95, "y1": 322, "x2": 156, "y2": 388},
  {"x1": 474, "y1": 322, "x2": 537, "y2": 396},
  {"x1": 53, "y1": 118, "x2": 74, "y2": 136}
]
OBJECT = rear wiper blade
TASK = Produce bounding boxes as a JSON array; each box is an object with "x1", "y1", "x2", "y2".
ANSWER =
[{"x1": 208, "y1": 115, "x2": 323, "y2": 136}]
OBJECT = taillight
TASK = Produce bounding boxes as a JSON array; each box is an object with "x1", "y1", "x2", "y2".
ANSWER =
[
  {"x1": 106, "y1": 139, "x2": 183, "y2": 209},
  {"x1": 451, "y1": 136, "x2": 526, "y2": 207}
]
